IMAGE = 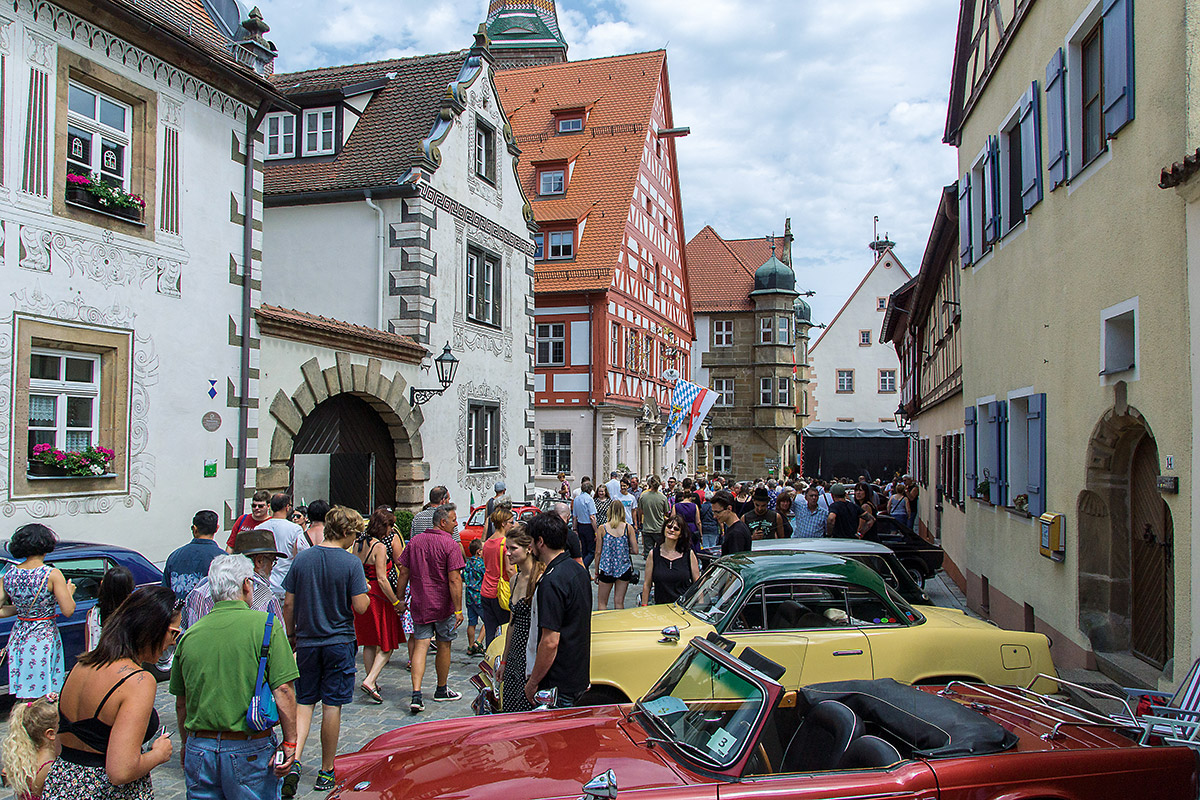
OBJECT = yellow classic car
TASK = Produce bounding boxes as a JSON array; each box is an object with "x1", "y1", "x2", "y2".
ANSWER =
[{"x1": 476, "y1": 550, "x2": 1056, "y2": 710}]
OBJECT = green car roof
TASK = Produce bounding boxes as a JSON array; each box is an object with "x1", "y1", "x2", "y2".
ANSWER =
[{"x1": 712, "y1": 549, "x2": 893, "y2": 596}]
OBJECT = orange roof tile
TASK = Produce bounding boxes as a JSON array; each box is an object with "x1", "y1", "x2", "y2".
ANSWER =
[
  {"x1": 685, "y1": 225, "x2": 757, "y2": 312},
  {"x1": 725, "y1": 237, "x2": 774, "y2": 271},
  {"x1": 496, "y1": 50, "x2": 667, "y2": 293},
  {"x1": 256, "y1": 305, "x2": 426, "y2": 363}
]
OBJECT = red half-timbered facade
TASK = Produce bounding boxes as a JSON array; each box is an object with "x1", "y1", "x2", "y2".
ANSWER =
[{"x1": 496, "y1": 50, "x2": 695, "y2": 486}]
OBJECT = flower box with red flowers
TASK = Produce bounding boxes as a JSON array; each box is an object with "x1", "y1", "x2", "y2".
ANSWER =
[
  {"x1": 65, "y1": 173, "x2": 145, "y2": 223},
  {"x1": 27, "y1": 443, "x2": 117, "y2": 479}
]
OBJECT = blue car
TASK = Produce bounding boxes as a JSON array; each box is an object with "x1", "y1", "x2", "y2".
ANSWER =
[{"x1": 0, "y1": 540, "x2": 162, "y2": 691}]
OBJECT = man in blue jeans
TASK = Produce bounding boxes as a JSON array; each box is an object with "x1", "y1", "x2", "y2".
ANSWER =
[
  {"x1": 171, "y1": 554, "x2": 299, "y2": 800},
  {"x1": 282, "y1": 506, "x2": 370, "y2": 795}
]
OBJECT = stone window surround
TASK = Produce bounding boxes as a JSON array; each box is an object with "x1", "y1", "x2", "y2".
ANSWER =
[
  {"x1": 467, "y1": 399, "x2": 500, "y2": 472},
  {"x1": 10, "y1": 316, "x2": 132, "y2": 500},
  {"x1": 859, "y1": 329, "x2": 872, "y2": 346},
  {"x1": 54, "y1": 47, "x2": 158, "y2": 240},
  {"x1": 712, "y1": 319, "x2": 733, "y2": 348},
  {"x1": 474, "y1": 115, "x2": 497, "y2": 184}
]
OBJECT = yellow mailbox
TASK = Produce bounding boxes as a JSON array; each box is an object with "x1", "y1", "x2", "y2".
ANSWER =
[{"x1": 1039, "y1": 512, "x2": 1065, "y2": 562}]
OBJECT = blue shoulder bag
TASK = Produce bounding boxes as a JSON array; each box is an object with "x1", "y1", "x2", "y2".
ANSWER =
[{"x1": 246, "y1": 611, "x2": 279, "y2": 731}]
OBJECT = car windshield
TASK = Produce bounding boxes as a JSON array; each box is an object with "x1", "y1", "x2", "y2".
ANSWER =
[
  {"x1": 851, "y1": 554, "x2": 902, "y2": 589},
  {"x1": 678, "y1": 566, "x2": 743, "y2": 625},
  {"x1": 636, "y1": 644, "x2": 767, "y2": 769}
]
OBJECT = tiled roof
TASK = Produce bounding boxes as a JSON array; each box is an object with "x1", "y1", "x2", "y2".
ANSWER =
[
  {"x1": 685, "y1": 225, "x2": 756, "y2": 312},
  {"x1": 265, "y1": 51, "x2": 468, "y2": 197},
  {"x1": 495, "y1": 50, "x2": 667, "y2": 293},
  {"x1": 1160, "y1": 148, "x2": 1200, "y2": 189},
  {"x1": 256, "y1": 305, "x2": 426, "y2": 363},
  {"x1": 725, "y1": 237, "x2": 774, "y2": 271},
  {"x1": 109, "y1": 0, "x2": 276, "y2": 81}
]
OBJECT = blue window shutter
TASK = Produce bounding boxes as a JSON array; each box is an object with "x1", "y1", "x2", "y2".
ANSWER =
[
  {"x1": 982, "y1": 137, "x2": 1001, "y2": 244},
  {"x1": 996, "y1": 400, "x2": 1009, "y2": 507},
  {"x1": 1102, "y1": 0, "x2": 1135, "y2": 138},
  {"x1": 1020, "y1": 82, "x2": 1043, "y2": 212},
  {"x1": 964, "y1": 406, "x2": 977, "y2": 496},
  {"x1": 984, "y1": 401, "x2": 1000, "y2": 493},
  {"x1": 958, "y1": 174, "x2": 973, "y2": 266},
  {"x1": 1026, "y1": 393, "x2": 1047, "y2": 516},
  {"x1": 1045, "y1": 49, "x2": 1068, "y2": 189}
]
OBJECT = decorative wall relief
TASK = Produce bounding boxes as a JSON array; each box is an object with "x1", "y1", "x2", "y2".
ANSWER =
[
  {"x1": 456, "y1": 380, "x2": 508, "y2": 492},
  {"x1": 17, "y1": 224, "x2": 47, "y2": 271},
  {"x1": 0, "y1": 292, "x2": 157, "y2": 516},
  {"x1": 20, "y1": 228, "x2": 187, "y2": 294},
  {"x1": 22, "y1": 28, "x2": 51, "y2": 68}
]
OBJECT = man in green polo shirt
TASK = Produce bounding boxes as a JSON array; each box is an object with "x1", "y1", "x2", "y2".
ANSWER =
[{"x1": 171, "y1": 553, "x2": 300, "y2": 800}]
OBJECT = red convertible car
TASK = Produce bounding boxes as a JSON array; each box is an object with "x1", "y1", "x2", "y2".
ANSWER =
[{"x1": 325, "y1": 636, "x2": 1198, "y2": 800}]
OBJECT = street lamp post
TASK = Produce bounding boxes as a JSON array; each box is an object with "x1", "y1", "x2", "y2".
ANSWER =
[{"x1": 410, "y1": 343, "x2": 460, "y2": 407}]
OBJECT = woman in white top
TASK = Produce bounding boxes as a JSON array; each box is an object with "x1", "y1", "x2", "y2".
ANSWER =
[{"x1": 84, "y1": 566, "x2": 135, "y2": 652}]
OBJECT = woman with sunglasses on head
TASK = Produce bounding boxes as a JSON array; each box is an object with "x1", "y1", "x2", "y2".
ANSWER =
[
  {"x1": 46, "y1": 586, "x2": 177, "y2": 799},
  {"x1": 640, "y1": 514, "x2": 700, "y2": 607}
]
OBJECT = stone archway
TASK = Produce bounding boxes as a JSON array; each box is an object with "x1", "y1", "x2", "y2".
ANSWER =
[
  {"x1": 257, "y1": 354, "x2": 430, "y2": 511},
  {"x1": 1077, "y1": 384, "x2": 1172, "y2": 667}
]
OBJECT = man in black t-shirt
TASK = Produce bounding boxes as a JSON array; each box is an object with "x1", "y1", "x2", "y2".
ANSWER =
[
  {"x1": 825, "y1": 484, "x2": 860, "y2": 538},
  {"x1": 525, "y1": 512, "x2": 592, "y2": 707},
  {"x1": 711, "y1": 490, "x2": 753, "y2": 556},
  {"x1": 741, "y1": 487, "x2": 787, "y2": 540}
]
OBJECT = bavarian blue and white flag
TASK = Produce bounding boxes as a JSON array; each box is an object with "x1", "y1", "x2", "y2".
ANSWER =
[{"x1": 663, "y1": 379, "x2": 717, "y2": 449}]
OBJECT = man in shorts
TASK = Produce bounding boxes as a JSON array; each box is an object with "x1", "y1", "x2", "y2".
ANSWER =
[
  {"x1": 396, "y1": 504, "x2": 466, "y2": 713},
  {"x1": 281, "y1": 506, "x2": 370, "y2": 795}
]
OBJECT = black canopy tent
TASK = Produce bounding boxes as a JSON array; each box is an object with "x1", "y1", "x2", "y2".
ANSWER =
[{"x1": 798, "y1": 422, "x2": 910, "y2": 481}]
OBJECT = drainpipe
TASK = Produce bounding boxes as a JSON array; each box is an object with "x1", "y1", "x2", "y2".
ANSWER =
[
  {"x1": 235, "y1": 100, "x2": 273, "y2": 515},
  {"x1": 364, "y1": 190, "x2": 386, "y2": 329}
]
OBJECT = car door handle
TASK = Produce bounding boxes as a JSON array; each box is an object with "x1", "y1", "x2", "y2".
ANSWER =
[{"x1": 833, "y1": 650, "x2": 864, "y2": 656}]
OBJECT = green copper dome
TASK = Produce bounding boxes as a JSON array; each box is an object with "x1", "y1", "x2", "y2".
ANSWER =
[
  {"x1": 750, "y1": 255, "x2": 798, "y2": 296},
  {"x1": 793, "y1": 296, "x2": 811, "y2": 323}
]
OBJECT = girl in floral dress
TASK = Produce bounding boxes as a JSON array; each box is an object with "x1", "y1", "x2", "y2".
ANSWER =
[{"x1": 2, "y1": 525, "x2": 76, "y2": 700}]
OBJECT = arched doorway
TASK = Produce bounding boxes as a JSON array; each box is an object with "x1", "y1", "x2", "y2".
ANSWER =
[
  {"x1": 291, "y1": 394, "x2": 395, "y2": 515},
  {"x1": 1077, "y1": 394, "x2": 1174, "y2": 671}
]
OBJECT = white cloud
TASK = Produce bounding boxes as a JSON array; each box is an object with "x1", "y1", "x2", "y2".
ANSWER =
[{"x1": 255, "y1": 0, "x2": 960, "y2": 324}]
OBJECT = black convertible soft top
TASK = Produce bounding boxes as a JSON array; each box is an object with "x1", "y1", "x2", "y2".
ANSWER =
[{"x1": 798, "y1": 679, "x2": 1019, "y2": 758}]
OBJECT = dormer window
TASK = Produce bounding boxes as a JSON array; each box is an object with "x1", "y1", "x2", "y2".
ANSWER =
[
  {"x1": 557, "y1": 117, "x2": 583, "y2": 133},
  {"x1": 302, "y1": 107, "x2": 335, "y2": 156},
  {"x1": 548, "y1": 230, "x2": 574, "y2": 259},
  {"x1": 539, "y1": 168, "x2": 565, "y2": 195},
  {"x1": 264, "y1": 111, "x2": 295, "y2": 159}
]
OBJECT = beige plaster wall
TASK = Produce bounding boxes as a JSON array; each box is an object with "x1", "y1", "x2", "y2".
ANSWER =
[{"x1": 956, "y1": 0, "x2": 1192, "y2": 677}]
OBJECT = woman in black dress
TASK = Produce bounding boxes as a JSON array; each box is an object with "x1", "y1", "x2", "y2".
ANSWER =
[
  {"x1": 498, "y1": 524, "x2": 544, "y2": 712},
  {"x1": 640, "y1": 514, "x2": 700, "y2": 606}
]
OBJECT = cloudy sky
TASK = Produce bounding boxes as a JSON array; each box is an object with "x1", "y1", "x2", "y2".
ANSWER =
[{"x1": 256, "y1": 0, "x2": 960, "y2": 325}]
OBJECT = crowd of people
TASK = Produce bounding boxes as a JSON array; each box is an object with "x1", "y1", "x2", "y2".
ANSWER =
[{"x1": 0, "y1": 468, "x2": 919, "y2": 800}]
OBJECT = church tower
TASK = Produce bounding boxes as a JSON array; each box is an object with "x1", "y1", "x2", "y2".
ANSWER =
[{"x1": 485, "y1": 0, "x2": 568, "y2": 70}]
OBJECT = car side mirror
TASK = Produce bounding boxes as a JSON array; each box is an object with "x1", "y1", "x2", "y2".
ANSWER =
[
  {"x1": 582, "y1": 769, "x2": 617, "y2": 799},
  {"x1": 533, "y1": 688, "x2": 558, "y2": 709},
  {"x1": 659, "y1": 625, "x2": 680, "y2": 643}
]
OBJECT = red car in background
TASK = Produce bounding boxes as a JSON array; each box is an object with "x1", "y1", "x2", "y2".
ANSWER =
[
  {"x1": 328, "y1": 635, "x2": 1198, "y2": 800},
  {"x1": 459, "y1": 502, "x2": 539, "y2": 557}
]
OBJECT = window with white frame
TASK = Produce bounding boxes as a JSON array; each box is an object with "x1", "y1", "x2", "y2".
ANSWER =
[
  {"x1": 859, "y1": 330, "x2": 871, "y2": 346},
  {"x1": 836, "y1": 369, "x2": 854, "y2": 393},
  {"x1": 475, "y1": 119, "x2": 496, "y2": 182},
  {"x1": 302, "y1": 107, "x2": 335, "y2": 156},
  {"x1": 557, "y1": 116, "x2": 583, "y2": 133},
  {"x1": 713, "y1": 319, "x2": 733, "y2": 347},
  {"x1": 610, "y1": 322, "x2": 621, "y2": 365},
  {"x1": 777, "y1": 316, "x2": 791, "y2": 345},
  {"x1": 713, "y1": 378, "x2": 734, "y2": 407},
  {"x1": 1101, "y1": 299, "x2": 1137, "y2": 377},
  {"x1": 66, "y1": 82, "x2": 132, "y2": 189},
  {"x1": 760, "y1": 377, "x2": 773, "y2": 405},
  {"x1": 539, "y1": 169, "x2": 565, "y2": 195},
  {"x1": 536, "y1": 323, "x2": 566, "y2": 366},
  {"x1": 1000, "y1": 112, "x2": 1024, "y2": 232},
  {"x1": 264, "y1": 112, "x2": 295, "y2": 159},
  {"x1": 542, "y1": 431, "x2": 571, "y2": 474},
  {"x1": 759, "y1": 317, "x2": 773, "y2": 344},
  {"x1": 467, "y1": 401, "x2": 500, "y2": 471},
  {"x1": 466, "y1": 247, "x2": 502, "y2": 327},
  {"x1": 548, "y1": 230, "x2": 573, "y2": 259},
  {"x1": 27, "y1": 349, "x2": 101, "y2": 456},
  {"x1": 713, "y1": 445, "x2": 732, "y2": 474},
  {"x1": 878, "y1": 369, "x2": 897, "y2": 393},
  {"x1": 777, "y1": 377, "x2": 791, "y2": 407}
]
